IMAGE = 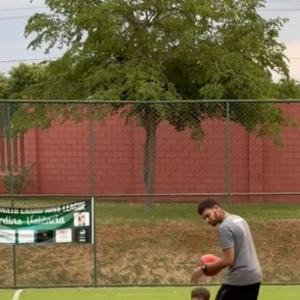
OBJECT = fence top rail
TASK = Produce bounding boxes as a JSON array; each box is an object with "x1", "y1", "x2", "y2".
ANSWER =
[
  {"x1": 0, "y1": 99, "x2": 300, "y2": 104},
  {"x1": 1, "y1": 192, "x2": 300, "y2": 198}
]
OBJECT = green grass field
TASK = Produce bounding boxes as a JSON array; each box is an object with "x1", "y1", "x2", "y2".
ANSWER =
[
  {"x1": 2, "y1": 286, "x2": 300, "y2": 300},
  {"x1": 1, "y1": 199, "x2": 300, "y2": 286},
  {"x1": 93, "y1": 202, "x2": 300, "y2": 224},
  {"x1": 2, "y1": 197, "x2": 300, "y2": 223}
]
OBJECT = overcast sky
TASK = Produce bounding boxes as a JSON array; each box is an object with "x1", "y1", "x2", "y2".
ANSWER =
[{"x1": 0, "y1": 0, "x2": 300, "y2": 80}]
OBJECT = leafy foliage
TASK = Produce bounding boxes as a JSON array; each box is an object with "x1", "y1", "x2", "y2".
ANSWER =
[
  {"x1": 5, "y1": 63, "x2": 48, "y2": 100},
  {"x1": 275, "y1": 78, "x2": 300, "y2": 99},
  {"x1": 19, "y1": 0, "x2": 297, "y2": 138},
  {"x1": 0, "y1": 162, "x2": 36, "y2": 194},
  {"x1": 0, "y1": 73, "x2": 9, "y2": 99}
]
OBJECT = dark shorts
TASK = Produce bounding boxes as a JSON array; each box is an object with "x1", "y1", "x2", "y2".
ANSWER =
[{"x1": 215, "y1": 282, "x2": 261, "y2": 300}]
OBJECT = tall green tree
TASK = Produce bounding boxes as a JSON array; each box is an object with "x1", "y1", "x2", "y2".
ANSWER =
[
  {"x1": 274, "y1": 78, "x2": 300, "y2": 99},
  {"x1": 0, "y1": 73, "x2": 9, "y2": 99},
  {"x1": 11, "y1": 0, "x2": 299, "y2": 207},
  {"x1": 6, "y1": 63, "x2": 47, "y2": 100},
  {"x1": 0, "y1": 73, "x2": 9, "y2": 131},
  {"x1": 2, "y1": 63, "x2": 48, "y2": 124}
]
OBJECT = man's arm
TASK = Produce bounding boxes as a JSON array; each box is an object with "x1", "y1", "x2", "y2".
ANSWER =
[{"x1": 205, "y1": 225, "x2": 234, "y2": 273}]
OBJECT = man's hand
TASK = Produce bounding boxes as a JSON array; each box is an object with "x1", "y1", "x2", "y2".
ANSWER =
[{"x1": 191, "y1": 266, "x2": 204, "y2": 284}]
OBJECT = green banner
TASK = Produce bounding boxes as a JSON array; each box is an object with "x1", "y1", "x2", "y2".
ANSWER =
[{"x1": 0, "y1": 199, "x2": 94, "y2": 245}]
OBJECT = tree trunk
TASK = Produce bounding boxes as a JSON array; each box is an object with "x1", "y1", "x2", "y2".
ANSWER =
[{"x1": 143, "y1": 110, "x2": 157, "y2": 210}]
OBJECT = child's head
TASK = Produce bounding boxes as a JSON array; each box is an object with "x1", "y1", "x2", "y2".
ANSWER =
[{"x1": 191, "y1": 287, "x2": 210, "y2": 300}]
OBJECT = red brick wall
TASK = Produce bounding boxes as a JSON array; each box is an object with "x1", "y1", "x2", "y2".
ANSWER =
[{"x1": 10, "y1": 104, "x2": 300, "y2": 202}]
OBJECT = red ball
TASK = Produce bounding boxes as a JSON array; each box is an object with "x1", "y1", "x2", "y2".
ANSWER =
[{"x1": 198, "y1": 254, "x2": 220, "y2": 276}]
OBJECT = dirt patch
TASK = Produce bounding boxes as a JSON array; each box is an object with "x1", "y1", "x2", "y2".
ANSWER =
[{"x1": 0, "y1": 220, "x2": 299, "y2": 286}]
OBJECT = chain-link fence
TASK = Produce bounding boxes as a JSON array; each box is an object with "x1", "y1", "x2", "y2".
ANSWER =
[{"x1": 0, "y1": 99, "x2": 300, "y2": 288}]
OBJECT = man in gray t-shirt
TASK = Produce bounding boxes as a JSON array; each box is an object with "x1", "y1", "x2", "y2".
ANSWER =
[{"x1": 191, "y1": 199, "x2": 262, "y2": 300}]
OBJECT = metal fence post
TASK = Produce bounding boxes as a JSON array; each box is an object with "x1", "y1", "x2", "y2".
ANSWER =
[
  {"x1": 6, "y1": 103, "x2": 17, "y2": 288},
  {"x1": 88, "y1": 104, "x2": 98, "y2": 286},
  {"x1": 225, "y1": 101, "x2": 231, "y2": 204}
]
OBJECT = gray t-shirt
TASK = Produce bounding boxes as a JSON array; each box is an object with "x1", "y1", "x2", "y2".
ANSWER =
[{"x1": 218, "y1": 214, "x2": 262, "y2": 285}]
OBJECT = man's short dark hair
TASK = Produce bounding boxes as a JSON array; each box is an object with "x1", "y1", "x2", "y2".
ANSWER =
[
  {"x1": 191, "y1": 287, "x2": 210, "y2": 300},
  {"x1": 198, "y1": 198, "x2": 220, "y2": 215}
]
